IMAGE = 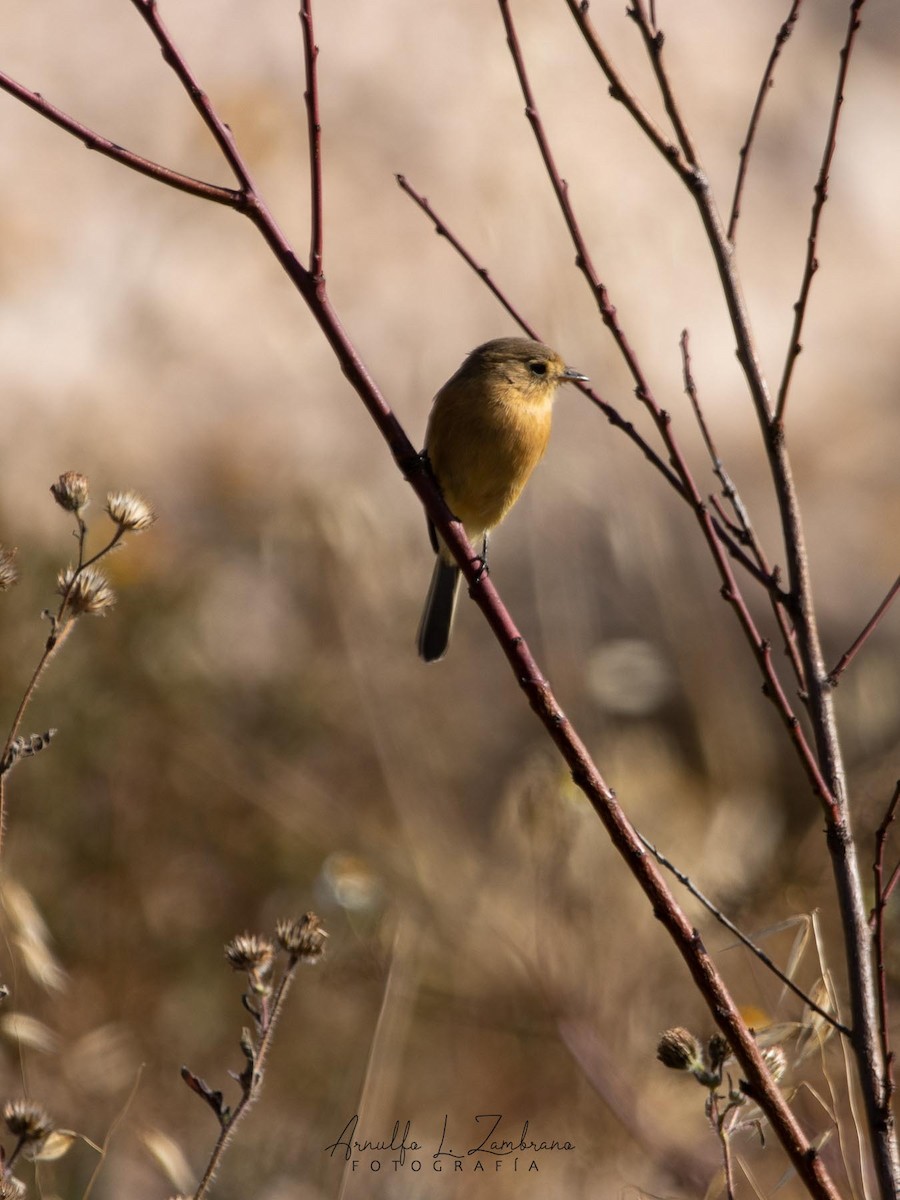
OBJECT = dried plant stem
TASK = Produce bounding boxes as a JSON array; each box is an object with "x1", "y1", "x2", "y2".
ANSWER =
[
  {"x1": 300, "y1": 0, "x2": 323, "y2": 277},
  {"x1": 193, "y1": 962, "x2": 300, "y2": 1200}
]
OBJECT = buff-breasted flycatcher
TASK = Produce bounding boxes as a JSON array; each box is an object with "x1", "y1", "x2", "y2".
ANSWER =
[{"x1": 417, "y1": 337, "x2": 588, "y2": 662}]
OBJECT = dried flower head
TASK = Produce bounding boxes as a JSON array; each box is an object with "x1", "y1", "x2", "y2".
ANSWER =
[
  {"x1": 276, "y1": 912, "x2": 329, "y2": 962},
  {"x1": 57, "y1": 566, "x2": 115, "y2": 616},
  {"x1": 225, "y1": 934, "x2": 275, "y2": 976},
  {"x1": 2, "y1": 1097, "x2": 53, "y2": 1143},
  {"x1": 0, "y1": 1175, "x2": 25, "y2": 1199},
  {"x1": 50, "y1": 471, "x2": 90, "y2": 513},
  {"x1": 0, "y1": 548, "x2": 18, "y2": 592},
  {"x1": 106, "y1": 491, "x2": 156, "y2": 533},
  {"x1": 657, "y1": 1027, "x2": 704, "y2": 1073}
]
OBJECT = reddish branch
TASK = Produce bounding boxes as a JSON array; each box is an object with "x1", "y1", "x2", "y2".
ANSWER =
[
  {"x1": 679, "y1": 330, "x2": 807, "y2": 690},
  {"x1": 300, "y1": 0, "x2": 323, "y2": 277},
  {"x1": 828, "y1": 574, "x2": 900, "y2": 685},
  {"x1": 775, "y1": 0, "x2": 867, "y2": 425},
  {"x1": 560, "y1": 3, "x2": 895, "y2": 1192},
  {"x1": 728, "y1": 0, "x2": 804, "y2": 242}
]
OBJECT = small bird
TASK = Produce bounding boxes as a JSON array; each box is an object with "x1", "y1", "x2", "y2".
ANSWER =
[{"x1": 417, "y1": 336, "x2": 588, "y2": 662}]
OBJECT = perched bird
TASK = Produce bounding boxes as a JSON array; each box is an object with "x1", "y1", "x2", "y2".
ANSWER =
[{"x1": 417, "y1": 337, "x2": 588, "y2": 662}]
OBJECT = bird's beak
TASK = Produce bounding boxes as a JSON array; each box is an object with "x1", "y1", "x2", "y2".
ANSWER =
[{"x1": 562, "y1": 366, "x2": 589, "y2": 383}]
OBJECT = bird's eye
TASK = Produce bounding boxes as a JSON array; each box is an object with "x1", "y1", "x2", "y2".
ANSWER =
[{"x1": 529, "y1": 361, "x2": 548, "y2": 376}]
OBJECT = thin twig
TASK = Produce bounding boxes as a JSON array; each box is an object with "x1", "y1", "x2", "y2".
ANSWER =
[
  {"x1": 728, "y1": 0, "x2": 804, "y2": 242},
  {"x1": 0, "y1": 70, "x2": 238, "y2": 206},
  {"x1": 774, "y1": 0, "x2": 866, "y2": 425},
  {"x1": 828, "y1": 574, "x2": 900, "y2": 685},
  {"x1": 130, "y1": 0, "x2": 256, "y2": 194},
  {"x1": 626, "y1": 0, "x2": 699, "y2": 164},
  {"x1": 872, "y1": 782, "x2": 900, "y2": 1120},
  {"x1": 639, "y1": 833, "x2": 850, "y2": 1036},
  {"x1": 679, "y1": 330, "x2": 807, "y2": 690},
  {"x1": 299, "y1": 0, "x2": 324, "y2": 277}
]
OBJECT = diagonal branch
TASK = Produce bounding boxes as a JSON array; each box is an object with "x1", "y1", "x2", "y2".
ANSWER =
[
  {"x1": 640, "y1": 832, "x2": 850, "y2": 1036},
  {"x1": 774, "y1": 0, "x2": 866, "y2": 425},
  {"x1": 728, "y1": 0, "x2": 804, "y2": 242},
  {"x1": 828, "y1": 573, "x2": 900, "y2": 685},
  {"x1": 0, "y1": 70, "x2": 238, "y2": 206}
]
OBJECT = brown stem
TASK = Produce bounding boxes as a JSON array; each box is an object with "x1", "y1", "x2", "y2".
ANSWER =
[
  {"x1": 775, "y1": 1, "x2": 866, "y2": 425},
  {"x1": 828, "y1": 574, "x2": 900, "y2": 685},
  {"x1": 728, "y1": 0, "x2": 804, "y2": 242},
  {"x1": 299, "y1": 0, "x2": 324, "y2": 277}
]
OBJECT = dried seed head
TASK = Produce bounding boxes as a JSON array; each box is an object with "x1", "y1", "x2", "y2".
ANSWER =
[
  {"x1": 2, "y1": 1097, "x2": 53, "y2": 1142},
  {"x1": 708, "y1": 1033, "x2": 730, "y2": 1073},
  {"x1": 105, "y1": 491, "x2": 156, "y2": 533},
  {"x1": 0, "y1": 548, "x2": 18, "y2": 592},
  {"x1": 276, "y1": 912, "x2": 329, "y2": 963},
  {"x1": 224, "y1": 934, "x2": 276, "y2": 976},
  {"x1": 57, "y1": 566, "x2": 116, "y2": 617},
  {"x1": 656, "y1": 1027, "x2": 704, "y2": 1073},
  {"x1": 0, "y1": 1175, "x2": 26, "y2": 1199},
  {"x1": 50, "y1": 471, "x2": 90, "y2": 513}
]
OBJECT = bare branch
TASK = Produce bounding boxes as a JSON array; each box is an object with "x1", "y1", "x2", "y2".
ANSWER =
[
  {"x1": 500, "y1": 0, "x2": 836, "y2": 822},
  {"x1": 640, "y1": 832, "x2": 850, "y2": 1036},
  {"x1": 0, "y1": 69, "x2": 238, "y2": 206},
  {"x1": 129, "y1": 0, "x2": 256, "y2": 194},
  {"x1": 774, "y1": 0, "x2": 867, "y2": 425},
  {"x1": 679, "y1": 330, "x2": 807, "y2": 690},
  {"x1": 728, "y1": 0, "x2": 804, "y2": 242},
  {"x1": 872, "y1": 782, "x2": 900, "y2": 1120},
  {"x1": 299, "y1": 0, "x2": 324, "y2": 277},
  {"x1": 828, "y1": 574, "x2": 900, "y2": 685},
  {"x1": 626, "y1": 0, "x2": 699, "y2": 164}
]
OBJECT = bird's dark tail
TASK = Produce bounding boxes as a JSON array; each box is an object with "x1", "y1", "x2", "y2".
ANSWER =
[{"x1": 417, "y1": 557, "x2": 461, "y2": 662}]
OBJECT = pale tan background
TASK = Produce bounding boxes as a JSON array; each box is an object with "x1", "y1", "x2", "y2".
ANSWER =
[{"x1": 0, "y1": 1, "x2": 898, "y2": 1197}]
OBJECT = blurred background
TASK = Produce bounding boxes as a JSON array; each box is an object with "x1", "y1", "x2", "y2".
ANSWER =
[{"x1": 0, "y1": 0, "x2": 898, "y2": 1196}]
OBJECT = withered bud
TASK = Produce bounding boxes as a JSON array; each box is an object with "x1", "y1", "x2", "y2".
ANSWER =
[
  {"x1": 276, "y1": 912, "x2": 329, "y2": 963},
  {"x1": 657, "y1": 1027, "x2": 704, "y2": 1073},
  {"x1": 57, "y1": 566, "x2": 115, "y2": 616},
  {"x1": 0, "y1": 548, "x2": 18, "y2": 592},
  {"x1": 50, "y1": 472, "x2": 90, "y2": 513},
  {"x1": 105, "y1": 491, "x2": 156, "y2": 532},
  {"x1": 708, "y1": 1033, "x2": 730, "y2": 1073},
  {"x1": 2, "y1": 1097, "x2": 53, "y2": 1143},
  {"x1": 225, "y1": 933, "x2": 276, "y2": 977}
]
